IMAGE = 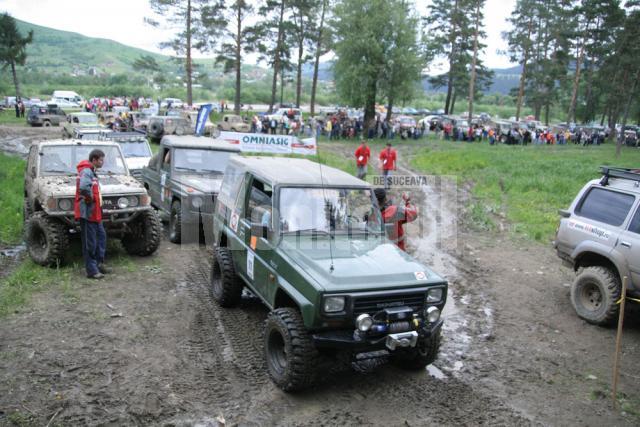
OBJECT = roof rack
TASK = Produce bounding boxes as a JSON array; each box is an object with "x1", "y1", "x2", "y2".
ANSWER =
[
  {"x1": 97, "y1": 130, "x2": 147, "y2": 142},
  {"x1": 599, "y1": 166, "x2": 640, "y2": 186}
]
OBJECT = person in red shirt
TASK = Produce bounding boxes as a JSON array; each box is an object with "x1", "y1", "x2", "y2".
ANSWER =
[
  {"x1": 374, "y1": 188, "x2": 417, "y2": 251},
  {"x1": 378, "y1": 142, "x2": 397, "y2": 189},
  {"x1": 354, "y1": 140, "x2": 371, "y2": 180}
]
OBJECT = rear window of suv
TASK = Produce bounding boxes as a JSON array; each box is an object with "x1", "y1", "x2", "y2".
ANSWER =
[{"x1": 576, "y1": 187, "x2": 635, "y2": 226}]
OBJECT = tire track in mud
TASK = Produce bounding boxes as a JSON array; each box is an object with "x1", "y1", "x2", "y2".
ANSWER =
[{"x1": 172, "y1": 246, "x2": 279, "y2": 423}]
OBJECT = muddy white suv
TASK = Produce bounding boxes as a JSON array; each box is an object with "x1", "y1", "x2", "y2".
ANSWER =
[
  {"x1": 23, "y1": 140, "x2": 161, "y2": 267},
  {"x1": 554, "y1": 167, "x2": 640, "y2": 325}
]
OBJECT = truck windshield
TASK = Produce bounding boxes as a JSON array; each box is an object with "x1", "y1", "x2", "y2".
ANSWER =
[
  {"x1": 118, "y1": 141, "x2": 151, "y2": 158},
  {"x1": 39, "y1": 145, "x2": 127, "y2": 176},
  {"x1": 173, "y1": 148, "x2": 232, "y2": 174},
  {"x1": 279, "y1": 187, "x2": 382, "y2": 235}
]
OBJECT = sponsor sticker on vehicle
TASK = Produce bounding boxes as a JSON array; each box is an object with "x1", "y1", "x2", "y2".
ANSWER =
[
  {"x1": 247, "y1": 251, "x2": 255, "y2": 280},
  {"x1": 414, "y1": 271, "x2": 426, "y2": 280},
  {"x1": 567, "y1": 220, "x2": 611, "y2": 240},
  {"x1": 230, "y1": 212, "x2": 239, "y2": 233}
]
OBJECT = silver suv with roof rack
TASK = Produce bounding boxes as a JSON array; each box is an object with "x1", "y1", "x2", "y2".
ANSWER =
[{"x1": 554, "y1": 167, "x2": 640, "y2": 325}]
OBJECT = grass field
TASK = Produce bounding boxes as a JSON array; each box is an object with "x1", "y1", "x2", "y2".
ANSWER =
[
  {"x1": 410, "y1": 138, "x2": 640, "y2": 241},
  {"x1": 0, "y1": 153, "x2": 25, "y2": 245},
  {"x1": 0, "y1": 109, "x2": 28, "y2": 126}
]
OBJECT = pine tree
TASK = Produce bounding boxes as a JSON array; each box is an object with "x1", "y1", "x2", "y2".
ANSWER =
[
  {"x1": 0, "y1": 13, "x2": 33, "y2": 100},
  {"x1": 309, "y1": 0, "x2": 331, "y2": 116},
  {"x1": 215, "y1": 0, "x2": 254, "y2": 114},
  {"x1": 146, "y1": 0, "x2": 225, "y2": 106}
]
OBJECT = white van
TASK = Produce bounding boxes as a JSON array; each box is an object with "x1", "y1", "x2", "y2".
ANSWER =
[{"x1": 52, "y1": 90, "x2": 83, "y2": 105}]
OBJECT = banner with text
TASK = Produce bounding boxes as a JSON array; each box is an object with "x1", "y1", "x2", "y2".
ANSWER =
[{"x1": 219, "y1": 131, "x2": 317, "y2": 156}]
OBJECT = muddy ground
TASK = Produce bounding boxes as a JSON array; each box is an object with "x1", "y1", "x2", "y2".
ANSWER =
[{"x1": 0, "y1": 127, "x2": 639, "y2": 426}]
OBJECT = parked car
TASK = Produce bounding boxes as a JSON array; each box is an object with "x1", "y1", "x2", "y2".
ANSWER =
[
  {"x1": 98, "y1": 131, "x2": 152, "y2": 180},
  {"x1": 62, "y1": 112, "x2": 102, "y2": 138},
  {"x1": 181, "y1": 110, "x2": 215, "y2": 135},
  {"x1": 160, "y1": 98, "x2": 184, "y2": 109},
  {"x1": 26, "y1": 104, "x2": 65, "y2": 127},
  {"x1": 147, "y1": 116, "x2": 193, "y2": 142},
  {"x1": 554, "y1": 167, "x2": 640, "y2": 325},
  {"x1": 23, "y1": 139, "x2": 161, "y2": 267},
  {"x1": 217, "y1": 114, "x2": 251, "y2": 133},
  {"x1": 141, "y1": 135, "x2": 241, "y2": 243},
  {"x1": 265, "y1": 107, "x2": 301, "y2": 122}
]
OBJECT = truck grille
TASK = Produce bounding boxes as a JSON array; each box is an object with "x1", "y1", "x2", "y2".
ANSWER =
[{"x1": 352, "y1": 292, "x2": 425, "y2": 317}]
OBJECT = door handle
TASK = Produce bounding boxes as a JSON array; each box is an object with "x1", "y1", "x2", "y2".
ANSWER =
[{"x1": 621, "y1": 241, "x2": 632, "y2": 248}]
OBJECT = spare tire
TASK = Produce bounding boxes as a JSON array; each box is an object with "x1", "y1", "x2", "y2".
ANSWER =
[{"x1": 148, "y1": 121, "x2": 164, "y2": 137}]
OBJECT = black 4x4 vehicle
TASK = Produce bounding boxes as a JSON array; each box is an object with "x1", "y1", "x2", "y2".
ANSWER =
[
  {"x1": 141, "y1": 135, "x2": 241, "y2": 243},
  {"x1": 212, "y1": 157, "x2": 448, "y2": 391}
]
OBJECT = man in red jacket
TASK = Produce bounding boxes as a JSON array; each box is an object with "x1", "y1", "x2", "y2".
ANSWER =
[
  {"x1": 354, "y1": 140, "x2": 371, "y2": 179},
  {"x1": 74, "y1": 149, "x2": 107, "y2": 279},
  {"x1": 378, "y1": 142, "x2": 397, "y2": 189},
  {"x1": 374, "y1": 188, "x2": 417, "y2": 251}
]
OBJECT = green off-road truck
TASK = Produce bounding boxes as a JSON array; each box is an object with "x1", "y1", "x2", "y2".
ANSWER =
[
  {"x1": 212, "y1": 157, "x2": 448, "y2": 391},
  {"x1": 141, "y1": 135, "x2": 241, "y2": 243},
  {"x1": 23, "y1": 140, "x2": 161, "y2": 267}
]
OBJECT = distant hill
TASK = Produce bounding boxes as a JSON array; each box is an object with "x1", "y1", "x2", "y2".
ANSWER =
[{"x1": 13, "y1": 18, "x2": 520, "y2": 95}]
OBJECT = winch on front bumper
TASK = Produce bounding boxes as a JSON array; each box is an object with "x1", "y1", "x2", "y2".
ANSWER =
[{"x1": 312, "y1": 305, "x2": 443, "y2": 351}]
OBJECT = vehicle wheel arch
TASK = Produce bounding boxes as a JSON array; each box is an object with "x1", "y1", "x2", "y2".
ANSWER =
[
  {"x1": 574, "y1": 251, "x2": 621, "y2": 281},
  {"x1": 274, "y1": 288, "x2": 298, "y2": 309}
]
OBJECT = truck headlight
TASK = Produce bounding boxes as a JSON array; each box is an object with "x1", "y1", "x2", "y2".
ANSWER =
[
  {"x1": 427, "y1": 288, "x2": 443, "y2": 303},
  {"x1": 128, "y1": 196, "x2": 139, "y2": 207},
  {"x1": 323, "y1": 296, "x2": 345, "y2": 313},
  {"x1": 355, "y1": 313, "x2": 373, "y2": 332},
  {"x1": 192, "y1": 196, "x2": 203, "y2": 208},
  {"x1": 117, "y1": 197, "x2": 129, "y2": 209},
  {"x1": 57, "y1": 198, "x2": 72, "y2": 211},
  {"x1": 425, "y1": 306, "x2": 440, "y2": 323}
]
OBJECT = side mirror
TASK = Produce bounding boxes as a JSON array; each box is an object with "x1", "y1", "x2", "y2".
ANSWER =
[{"x1": 558, "y1": 209, "x2": 571, "y2": 218}]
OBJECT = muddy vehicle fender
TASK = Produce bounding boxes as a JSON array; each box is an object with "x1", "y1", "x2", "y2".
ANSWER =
[
  {"x1": 272, "y1": 277, "x2": 316, "y2": 328},
  {"x1": 571, "y1": 242, "x2": 629, "y2": 286}
]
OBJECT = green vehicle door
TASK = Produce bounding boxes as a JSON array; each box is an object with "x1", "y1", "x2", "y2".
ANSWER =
[{"x1": 240, "y1": 176, "x2": 276, "y2": 299}]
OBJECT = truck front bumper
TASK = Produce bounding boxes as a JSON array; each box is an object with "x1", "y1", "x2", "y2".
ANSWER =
[{"x1": 312, "y1": 319, "x2": 443, "y2": 351}]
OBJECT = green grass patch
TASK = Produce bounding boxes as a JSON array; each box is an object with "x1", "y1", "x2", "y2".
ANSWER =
[
  {"x1": 0, "y1": 260, "x2": 75, "y2": 317},
  {"x1": 0, "y1": 153, "x2": 26, "y2": 245},
  {"x1": 0, "y1": 109, "x2": 28, "y2": 126},
  {"x1": 410, "y1": 139, "x2": 640, "y2": 242}
]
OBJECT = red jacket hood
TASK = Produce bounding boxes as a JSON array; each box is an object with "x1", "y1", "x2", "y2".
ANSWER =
[{"x1": 77, "y1": 160, "x2": 94, "y2": 173}]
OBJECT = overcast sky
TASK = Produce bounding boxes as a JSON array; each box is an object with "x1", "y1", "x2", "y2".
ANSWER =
[{"x1": 1, "y1": 0, "x2": 517, "y2": 71}]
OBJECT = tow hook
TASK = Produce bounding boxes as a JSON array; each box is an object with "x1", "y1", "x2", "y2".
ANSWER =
[{"x1": 385, "y1": 331, "x2": 418, "y2": 350}]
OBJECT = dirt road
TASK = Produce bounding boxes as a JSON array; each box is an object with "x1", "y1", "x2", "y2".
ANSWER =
[{"x1": 1, "y1": 130, "x2": 638, "y2": 425}]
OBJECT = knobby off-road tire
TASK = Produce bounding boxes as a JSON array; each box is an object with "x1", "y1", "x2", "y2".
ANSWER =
[
  {"x1": 149, "y1": 121, "x2": 164, "y2": 139},
  {"x1": 210, "y1": 247, "x2": 243, "y2": 307},
  {"x1": 169, "y1": 200, "x2": 182, "y2": 244},
  {"x1": 392, "y1": 330, "x2": 441, "y2": 370},
  {"x1": 25, "y1": 212, "x2": 69, "y2": 267},
  {"x1": 264, "y1": 307, "x2": 319, "y2": 392},
  {"x1": 23, "y1": 199, "x2": 32, "y2": 223},
  {"x1": 121, "y1": 210, "x2": 162, "y2": 256},
  {"x1": 571, "y1": 266, "x2": 620, "y2": 326},
  {"x1": 43, "y1": 120, "x2": 51, "y2": 127}
]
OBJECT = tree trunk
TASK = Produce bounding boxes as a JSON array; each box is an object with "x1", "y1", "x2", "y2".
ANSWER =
[
  {"x1": 269, "y1": 0, "x2": 286, "y2": 113},
  {"x1": 296, "y1": 31, "x2": 304, "y2": 108},
  {"x1": 310, "y1": 0, "x2": 327, "y2": 116},
  {"x1": 363, "y1": 79, "x2": 377, "y2": 137},
  {"x1": 567, "y1": 34, "x2": 586, "y2": 124},
  {"x1": 515, "y1": 17, "x2": 533, "y2": 121},
  {"x1": 186, "y1": 0, "x2": 193, "y2": 106},
  {"x1": 10, "y1": 61, "x2": 20, "y2": 99},
  {"x1": 450, "y1": 88, "x2": 457, "y2": 114},
  {"x1": 444, "y1": 0, "x2": 459, "y2": 114},
  {"x1": 280, "y1": 69, "x2": 285, "y2": 105},
  {"x1": 616, "y1": 69, "x2": 639, "y2": 158},
  {"x1": 467, "y1": 0, "x2": 481, "y2": 125},
  {"x1": 234, "y1": 2, "x2": 242, "y2": 115},
  {"x1": 386, "y1": 98, "x2": 394, "y2": 122}
]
